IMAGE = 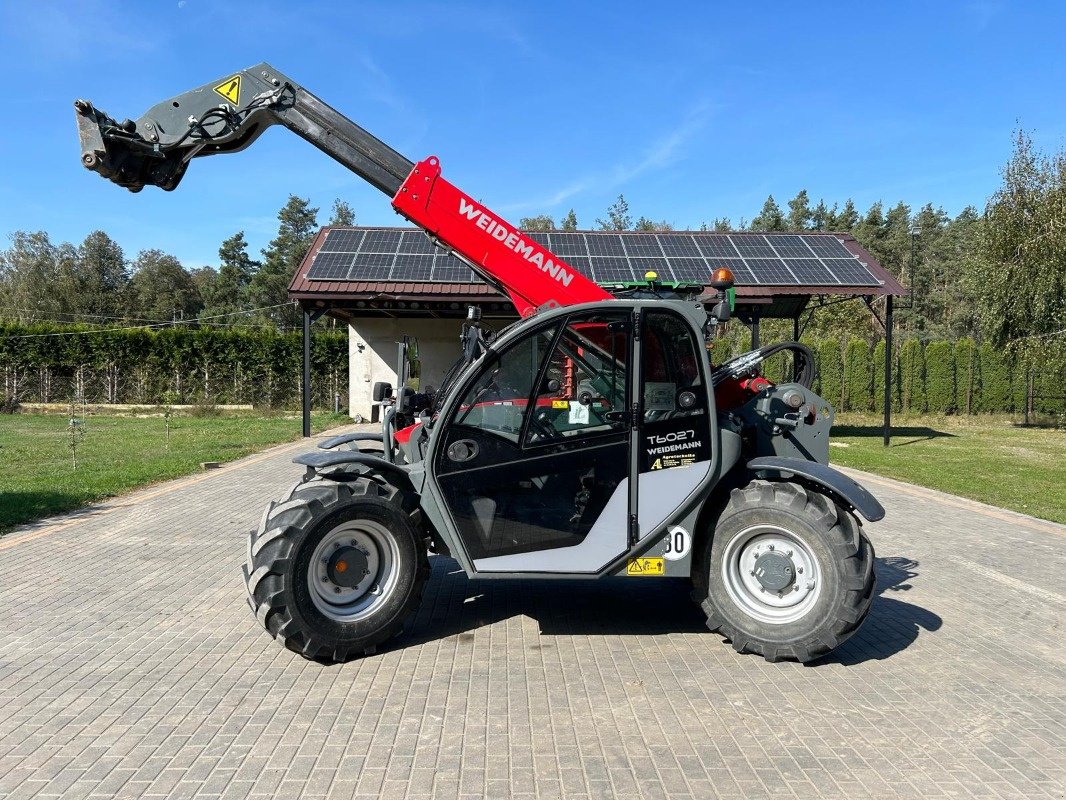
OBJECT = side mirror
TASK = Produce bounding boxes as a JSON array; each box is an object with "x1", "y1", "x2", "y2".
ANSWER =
[{"x1": 710, "y1": 299, "x2": 731, "y2": 322}]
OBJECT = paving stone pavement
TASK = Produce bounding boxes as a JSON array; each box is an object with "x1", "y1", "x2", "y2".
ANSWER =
[{"x1": 0, "y1": 425, "x2": 1064, "y2": 800}]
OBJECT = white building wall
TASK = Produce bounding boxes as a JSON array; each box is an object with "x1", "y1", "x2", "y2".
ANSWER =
[{"x1": 348, "y1": 318, "x2": 472, "y2": 419}]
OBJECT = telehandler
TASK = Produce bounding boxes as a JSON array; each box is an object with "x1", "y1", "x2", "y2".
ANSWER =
[{"x1": 75, "y1": 64, "x2": 881, "y2": 663}]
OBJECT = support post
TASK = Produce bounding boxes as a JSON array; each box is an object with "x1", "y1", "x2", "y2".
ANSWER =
[
  {"x1": 302, "y1": 306, "x2": 311, "y2": 438},
  {"x1": 883, "y1": 295, "x2": 893, "y2": 447},
  {"x1": 751, "y1": 315, "x2": 761, "y2": 350},
  {"x1": 792, "y1": 315, "x2": 801, "y2": 381}
]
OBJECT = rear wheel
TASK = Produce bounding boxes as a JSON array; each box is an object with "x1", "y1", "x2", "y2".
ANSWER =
[
  {"x1": 243, "y1": 477, "x2": 429, "y2": 662},
  {"x1": 694, "y1": 480, "x2": 875, "y2": 663}
]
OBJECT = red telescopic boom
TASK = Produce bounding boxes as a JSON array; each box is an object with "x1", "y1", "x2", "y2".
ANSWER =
[{"x1": 391, "y1": 157, "x2": 610, "y2": 317}]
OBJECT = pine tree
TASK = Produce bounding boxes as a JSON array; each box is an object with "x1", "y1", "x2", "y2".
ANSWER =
[
  {"x1": 852, "y1": 202, "x2": 885, "y2": 257},
  {"x1": 937, "y1": 207, "x2": 981, "y2": 339},
  {"x1": 205, "y1": 232, "x2": 259, "y2": 320},
  {"x1": 248, "y1": 196, "x2": 318, "y2": 328},
  {"x1": 76, "y1": 231, "x2": 128, "y2": 319},
  {"x1": 786, "y1": 190, "x2": 812, "y2": 231},
  {"x1": 810, "y1": 200, "x2": 830, "y2": 231},
  {"x1": 882, "y1": 201, "x2": 915, "y2": 317},
  {"x1": 560, "y1": 209, "x2": 578, "y2": 231},
  {"x1": 836, "y1": 199, "x2": 859, "y2": 231},
  {"x1": 751, "y1": 195, "x2": 786, "y2": 231},
  {"x1": 328, "y1": 199, "x2": 355, "y2": 226},
  {"x1": 825, "y1": 203, "x2": 841, "y2": 230}
]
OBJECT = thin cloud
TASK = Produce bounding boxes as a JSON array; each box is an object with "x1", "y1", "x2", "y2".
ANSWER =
[
  {"x1": 352, "y1": 50, "x2": 429, "y2": 152},
  {"x1": 610, "y1": 101, "x2": 715, "y2": 185},
  {"x1": 2, "y1": 1, "x2": 160, "y2": 61},
  {"x1": 500, "y1": 101, "x2": 716, "y2": 214},
  {"x1": 356, "y1": 52, "x2": 407, "y2": 113},
  {"x1": 964, "y1": 1, "x2": 1001, "y2": 31}
]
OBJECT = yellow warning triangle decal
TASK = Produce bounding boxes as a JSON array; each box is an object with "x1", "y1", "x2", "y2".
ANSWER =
[{"x1": 213, "y1": 75, "x2": 241, "y2": 105}]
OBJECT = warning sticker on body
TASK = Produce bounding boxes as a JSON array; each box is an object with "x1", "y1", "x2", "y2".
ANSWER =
[
  {"x1": 213, "y1": 75, "x2": 242, "y2": 104},
  {"x1": 551, "y1": 399, "x2": 568, "y2": 409},
  {"x1": 626, "y1": 557, "x2": 665, "y2": 576},
  {"x1": 649, "y1": 453, "x2": 697, "y2": 470}
]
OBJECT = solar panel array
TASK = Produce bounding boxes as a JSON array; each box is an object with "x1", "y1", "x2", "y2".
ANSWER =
[{"x1": 305, "y1": 229, "x2": 882, "y2": 288}]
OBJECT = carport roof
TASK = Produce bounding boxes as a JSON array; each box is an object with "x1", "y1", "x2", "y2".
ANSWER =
[{"x1": 289, "y1": 226, "x2": 905, "y2": 320}]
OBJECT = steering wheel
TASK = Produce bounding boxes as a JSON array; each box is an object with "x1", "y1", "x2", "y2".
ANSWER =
[{"x1": 528, "y1": 408, "x2": 556, "y2": 441}]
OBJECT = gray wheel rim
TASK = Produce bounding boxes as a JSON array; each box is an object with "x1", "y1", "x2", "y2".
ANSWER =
[
  {"x1": 307, "y1": 519, "x2": 400, "y2": 622},
  {"x1": 721, "y1": 524, "x2": 822, "y2": 625}
]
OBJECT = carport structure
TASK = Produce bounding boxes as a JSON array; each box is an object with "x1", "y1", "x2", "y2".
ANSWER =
[{"x1": 289, "y1": 227, "x2": 905, "y2": 440}]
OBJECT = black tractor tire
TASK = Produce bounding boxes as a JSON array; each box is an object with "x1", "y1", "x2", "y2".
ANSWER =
[
  {"x1": 694, "y1": 479, "x2": 875, "y2": 663},
  {"x1": 243, "y1": 477, "x2": 429, "y2": 662}
]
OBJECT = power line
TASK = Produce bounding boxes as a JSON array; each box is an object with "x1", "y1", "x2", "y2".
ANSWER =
[
  {"x1": 1, "y1": 302, "x2": 296, "y2": 339},
  {"x1": 0, "y1": 306, "x2": 176, "y2": 325},
  {"x1": 0, "y1": 306, "x2": 269, "y2": 329}
]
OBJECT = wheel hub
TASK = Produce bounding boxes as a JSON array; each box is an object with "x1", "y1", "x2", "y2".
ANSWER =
[
  {"x1": 327, "y1": 546, "x2": 369, "y2": 588},
  {"x1": 721, "y1": 525, "x2": 822, "y2": 625},
  {"x1": 308, "y1": 522, "x2": 398, "y2": 622},
  {"x1": 753, "y1": 550, "x2": 795, "y2": 592}
]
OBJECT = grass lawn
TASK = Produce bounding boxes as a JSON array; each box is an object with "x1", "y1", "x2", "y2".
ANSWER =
[
  {"x1": 830, "y1": 413, "x2": 1066, "y2": 524},
  {"x1": 0, "y1": 410, "x2": 351, "y2": 533}
]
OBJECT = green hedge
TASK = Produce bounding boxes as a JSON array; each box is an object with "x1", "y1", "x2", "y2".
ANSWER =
[
  {"x1": 818, "y1": 339, "x2": 843, "y2": 408},
  {"x1": 5, "y1": 321, "x2": 1063, "y2": 416},
  {"x1": 843, "y1": 338, "x2": 872, "y2": 411},
  {"x1": 899, "y1": 339, "x2": 926, "y2": 413},
  {"x1": 925, "y1": 341, "x2": 956, "y2": 413},
  {"x1": 955, "y1": 339, "x2": 977, "y2": 414},
  {"x1": 0, "y1": 322, "x2": 347, "y2": 408},
  {"x1": 805, "y1": 335, "x2": 1061, "y2": 415},
  {"x1": 979, "y1": 343, "x2": 1011, "y2": 413}
]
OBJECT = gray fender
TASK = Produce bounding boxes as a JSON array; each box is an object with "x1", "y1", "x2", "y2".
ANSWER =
[
  {"x1": 317, "y1": 432, "x2": 384, "y2": 450},
  {"x1": 293, "y1": 451, "x2": 413, "y2": 490},
  {"x1": 746, "y1": 456, "x2": 885, "y2": 522}
]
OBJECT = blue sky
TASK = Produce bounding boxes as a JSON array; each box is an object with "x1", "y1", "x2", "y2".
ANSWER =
[{"x1": 1, "y1": 0, "x2": 1063, "y2": 268}]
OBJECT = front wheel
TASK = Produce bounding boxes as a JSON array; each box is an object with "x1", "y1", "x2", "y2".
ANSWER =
[
  {"x1": 694, "y1": 480, "x2": 875, "y2": 663},
  {"x1": 243, "y1": 477, "x2": 429, "y2": 662}
]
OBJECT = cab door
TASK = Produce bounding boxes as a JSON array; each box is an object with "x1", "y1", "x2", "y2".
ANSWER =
[
  {"x1": 633, "y1": 308, "x2": 715, "y2": 538},
  {"x1": 433, "y1": 310, "x2": 635, "y2": 573}
]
